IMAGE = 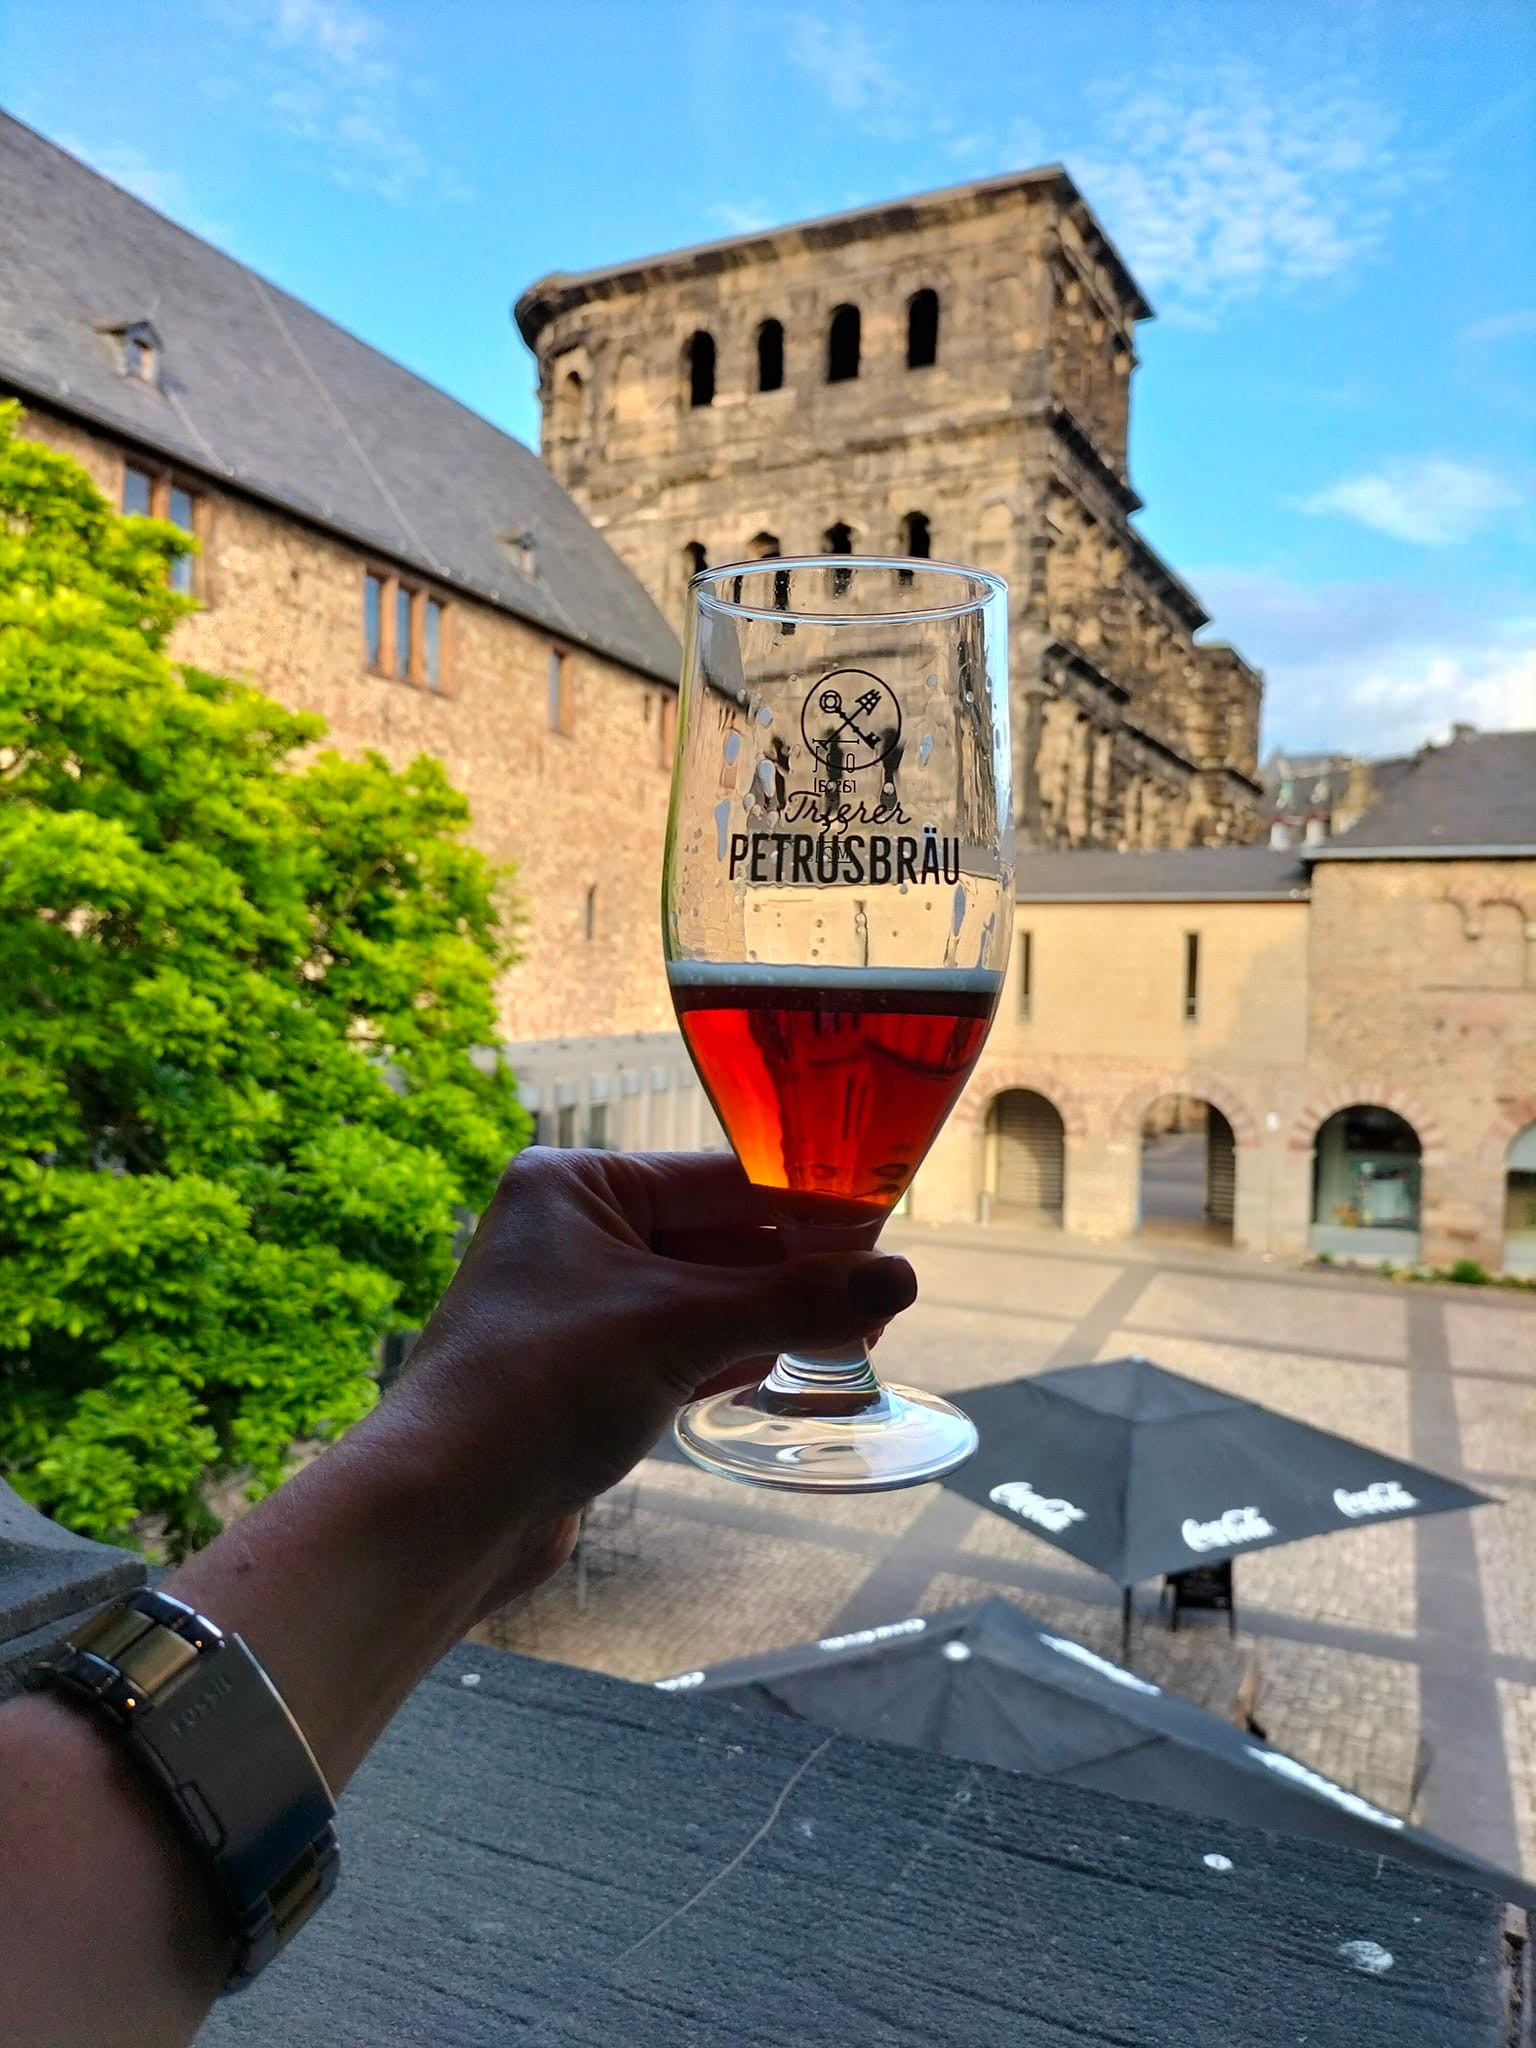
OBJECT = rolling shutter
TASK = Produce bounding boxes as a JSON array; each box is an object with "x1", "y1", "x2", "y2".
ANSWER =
[
  {"x1": 994, "y1": 1092, "x2": 1065, "y2": 1218},
  {"x1": 1206, "y1": 1111, "x2": 1236, "y2": 1226}
]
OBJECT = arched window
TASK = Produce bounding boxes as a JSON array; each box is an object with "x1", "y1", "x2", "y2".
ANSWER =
[
  {"x1": 683, "y1": 540, "x2": 708, "y2": 577},
  {"x1": 907, "y1": 288, "x2": 939, "y2": 369},
  {"x1": 685, "y1": 330, "x2": 716, "y2": 408},
  {"x1": 584, "y1": 884, "x2": 598, "y2": 942},
  {"x1": 824, "y1": 522, "x2": 854, "y2": 596},
  {"x1": 555, "y1": 369, "x2": 584, "y2": 442},
  {"x1": 901, "y1": 511, "x2": 931, "y2": 559},
  {"x1": 827, "y1": 304, "x2": 860, "y2": 383},
  {"x1": 757, "y1": 318, "x2": 784, "y2": 392},
  {"x1": 748, "y1": 531, "x2": 780, "y2": 559}
]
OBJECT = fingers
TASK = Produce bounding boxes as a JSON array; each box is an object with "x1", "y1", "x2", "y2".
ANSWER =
[
  {"x1": 664, "y1": 1251, "x2": 918, "y2": 1390},
  {"x1": 592, "y1": 1151, "x2": 890, "y2": 1246}
]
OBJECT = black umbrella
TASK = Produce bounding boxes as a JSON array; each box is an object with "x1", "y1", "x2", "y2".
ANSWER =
[
  {"x1": 655, "y1": 1597, "x2": 1535, "y2": 1911},
  {"x1": 944, "y1": 1358, "x2": 1492, "y2": 1649}
]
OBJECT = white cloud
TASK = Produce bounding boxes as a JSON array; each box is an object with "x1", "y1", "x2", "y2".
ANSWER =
[
  {"x1": 207, "y1": 0, "x2": 468, "y2": 205},
  {"x1": 785, "y1": 12, "x2": 925, "y2": 143},
  {"x1": 1459, "y1": 308, "x2": 1536, "y2": 344},
  {"x1": 1296, "y1": 458, "x2": 1525, "y2": 546},
  {"x1": 788, "y1": 15, "x2": 906, "y2": 121},
  {"x1": 1195, "y1": 568, "x2": 1536, "y2": 755},
  {"x1": 1072, "y1": 65, "x2": 1414, "y2": 316},
  {"x1": 707, "y1": 201, "x2": 777, "y2": 236}
]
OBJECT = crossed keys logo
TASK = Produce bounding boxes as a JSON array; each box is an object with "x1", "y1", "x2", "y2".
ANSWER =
[{"x1": 800, "y1": 667, "x2": 903, "y2": 777}]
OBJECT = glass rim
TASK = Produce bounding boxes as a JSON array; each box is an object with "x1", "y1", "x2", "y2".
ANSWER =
[{"x1": 689, "y1": 555, "x2": 1006, "y2": 626}]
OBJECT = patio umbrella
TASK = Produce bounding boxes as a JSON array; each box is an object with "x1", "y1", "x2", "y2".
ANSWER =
[
  {"x1": 655, "y1": 1597, "x2": 1535, "y2": 1911},
  {"x1": 943, "y1": 1357, "x2": 1492, "y2": 1650}
]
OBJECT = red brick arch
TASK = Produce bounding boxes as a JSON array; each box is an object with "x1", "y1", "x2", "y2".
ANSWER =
[
  {"x1": 1109, "y1": 1073, "x2": 1261, "y2": 1150},
  {"x1": 1285, "y1": 1086, "x2": 1446, "y2": 1163},
  {"x1": 952, "y1": 1059, "x2": 1091, "y2": 1138}
]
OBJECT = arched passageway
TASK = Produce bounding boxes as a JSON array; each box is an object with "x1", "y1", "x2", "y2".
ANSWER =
[{"x1": 1138, "y1": 1095, "x2": 1235, "y2": 1244}]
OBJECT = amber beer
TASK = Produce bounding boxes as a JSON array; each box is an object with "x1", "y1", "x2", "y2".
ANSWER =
[{"x1": 670, "y1": 964, "x2": 1001, "y2": 1212}]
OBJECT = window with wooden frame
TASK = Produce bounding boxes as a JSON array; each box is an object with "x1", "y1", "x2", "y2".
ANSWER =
[
  {"x1": 361, "y1": 567, "x2": 450, "y2": 690},
  {"x1": 122, "y1": 461, "x2": 200, "y2": 593},
  {"x1": 548, "y1": 646, "x2": 573, "y2": 733},
  {"x1": 1018, "y1": 929, "x2": 1034, "y2": 1019},
  {"x1": 1183, "y1": 931, "x2": 1201, "y2": 1023}
]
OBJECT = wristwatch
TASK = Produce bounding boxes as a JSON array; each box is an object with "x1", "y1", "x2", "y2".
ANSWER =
[{"x1": 25, "y1": 1586, "x2": 339, "y2": 1990}]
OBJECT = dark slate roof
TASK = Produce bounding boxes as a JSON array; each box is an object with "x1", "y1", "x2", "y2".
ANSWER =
[
  {"x1": 0, "y1": 114, "x2": 679, "y2": 686},
  {"x1": 197, "y1": 1645, "x2": 1518, "y2": 2048},
  {"x1": 1310, "y1": 729, "x2": 1536, "y2": 859},
  {"x1": 1016, "y1": 845, "x2": 1309, "y2": 902}
]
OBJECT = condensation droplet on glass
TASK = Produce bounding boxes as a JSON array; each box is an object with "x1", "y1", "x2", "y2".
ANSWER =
[
  {"x1": 925, "y1": 674, "x2": 938, "y2": 690},
  {"x1": 952, "y1": 885, "x2": 967, "y2": 937},
  {"x1": 883, "y1": 780, "x2": 895, "y2": 794},
  {"x1": 724, "y1": 731, "x2": 741, "y2": 765},
  {"x1": 918, "y1": 736, "x2": 934, "y2": 767},
  {"x1": 758, "y1": 760, "x2": 775, "y2": 791},
  {"x1": 757, "y1": 705, "x2": 773, "y2": 726}
]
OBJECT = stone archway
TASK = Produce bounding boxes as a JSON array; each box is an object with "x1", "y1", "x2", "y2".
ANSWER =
[
  {"x1": 1134, "y1": 1092, "x2": 1239, "y2": 1245},
  {"x1": 984, "y1": 1089, "x2": 1067, "y2": 1224},
  {"x1": 1111, "y1": 1071, "x2": 1261, "y2": 1152}
]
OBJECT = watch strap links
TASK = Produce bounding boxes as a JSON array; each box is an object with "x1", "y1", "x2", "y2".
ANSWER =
[{"x1": 27, "y1": 1587, "x2": 339, "y2": 1991}]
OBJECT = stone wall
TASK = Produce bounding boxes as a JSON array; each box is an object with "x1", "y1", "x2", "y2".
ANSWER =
[
  {"x1": 18, "y1": 402, "x2": 676, "y2": 1045},
  {"x1": 518, "y1": 172, "x2": 1263, "y2": 854},
  {"x1": 1305, "y1": 859, "x2": 1536, "y2": 1268},
  {"x1": 913, "y1": 874, "x2": 1536, "y2": 1272}
]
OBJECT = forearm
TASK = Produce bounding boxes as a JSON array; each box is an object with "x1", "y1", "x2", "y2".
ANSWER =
[{"x1": 0, "y1": 1397, "x2": 536, "y2": 2047}]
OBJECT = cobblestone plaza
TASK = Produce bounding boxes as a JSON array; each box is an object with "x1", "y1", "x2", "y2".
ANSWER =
[{"x1": 484, "y1": 1227, "x2": 1536, "y2": 1881}]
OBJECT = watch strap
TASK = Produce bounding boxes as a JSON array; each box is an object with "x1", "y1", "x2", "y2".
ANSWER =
[{"x1": 26, "y1": 1587, "x2": 339, "y2": 1990}]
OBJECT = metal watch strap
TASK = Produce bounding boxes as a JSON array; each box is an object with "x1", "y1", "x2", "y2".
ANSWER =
[{"x1": 26, "y1": 1587, "x2": 339, "y2": 1991}]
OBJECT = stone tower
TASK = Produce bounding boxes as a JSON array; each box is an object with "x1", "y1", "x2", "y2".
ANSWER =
[{"x1": 516, "y1": 167, "x2": 1262, "y2": 848}]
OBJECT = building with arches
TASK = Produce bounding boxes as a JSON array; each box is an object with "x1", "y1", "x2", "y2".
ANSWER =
[
  {"x1": 517, "y1": 168, "x2": 1264, "y2": 852},
  {"x1": 918, "y1": 727, "x2": 1536, "y2": 1271}
]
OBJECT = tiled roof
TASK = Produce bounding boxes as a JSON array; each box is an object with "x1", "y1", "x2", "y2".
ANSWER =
[
  {"x1": 0, "y1": 114, "x2": 680, "y2": 685},
  {"x1": 1016, "y1": 846, "x2": 1310, "y2": 901},
  {"x1": 1310, "y1": 729, "x2": 1536, "y2": 858}
]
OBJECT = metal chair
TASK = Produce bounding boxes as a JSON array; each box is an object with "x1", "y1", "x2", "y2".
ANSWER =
[
  {"x1": 572, "y1": 1485, "x2": 641, "y2": 1614},
  {"x1": 1161, "y1": 1559, "x2": 1238, "y2": 1637}
]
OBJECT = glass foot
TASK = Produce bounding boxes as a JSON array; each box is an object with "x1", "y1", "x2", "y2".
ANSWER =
[{"x1": 673, "y1": 1382, "x2": 978, "y2": 1493}]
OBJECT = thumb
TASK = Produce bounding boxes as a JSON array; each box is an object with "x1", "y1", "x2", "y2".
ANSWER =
[{"x1": 678, "y1": 1251, "x2": 918, "y2": 1384}]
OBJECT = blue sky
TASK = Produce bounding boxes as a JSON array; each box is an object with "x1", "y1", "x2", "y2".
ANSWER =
[{"x1": 4, "y1": 0, "x2": 1533, "y2": 756}]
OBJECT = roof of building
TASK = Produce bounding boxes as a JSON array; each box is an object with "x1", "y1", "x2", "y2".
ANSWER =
[
  {"x1": 515, "y1": 163, "x2": 1154, "y2": 345},
  {"x1": 0, "y1": 114, "x2": 679, "y2": 686},
  {"x1": 1016, "y1": 845, "x2": 1310, "y2": 902},
  {"x1": 1308, "y1": 729, "x2": 1536, "y2": 859}
]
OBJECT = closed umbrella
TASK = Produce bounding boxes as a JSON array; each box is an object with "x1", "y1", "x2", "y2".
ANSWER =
[{"x1": 655, "y1": 1597, "x2": 1534, "y2": 1912}]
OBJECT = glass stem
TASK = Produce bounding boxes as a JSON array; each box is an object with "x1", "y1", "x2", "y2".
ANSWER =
[{"x1": 759, "y1": 1341, "x2": 885, "y2": 1415}]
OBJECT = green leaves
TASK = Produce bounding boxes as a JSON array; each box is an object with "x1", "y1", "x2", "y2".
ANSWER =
[{"x1": 0, "y1": 406, "x2": 530, "y2": 1550}]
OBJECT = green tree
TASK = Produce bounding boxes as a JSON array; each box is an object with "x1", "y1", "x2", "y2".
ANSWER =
[{"x1": 0, "y1": 406, "x2": 529, "y2": 1550}]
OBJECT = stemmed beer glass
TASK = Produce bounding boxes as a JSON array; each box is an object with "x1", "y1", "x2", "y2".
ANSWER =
[{"x1": 665, "y1": 557, "x2": 1013, "y2": 1490}]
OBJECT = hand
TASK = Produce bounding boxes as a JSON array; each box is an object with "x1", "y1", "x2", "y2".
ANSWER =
[{"x1": 386, "y1": 1148, "x2": 918, "y2": 1614}]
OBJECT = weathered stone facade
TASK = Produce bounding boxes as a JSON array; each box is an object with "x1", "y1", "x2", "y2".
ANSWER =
[
  {"x1": 17, "y1": 402, "x2": 675, "y2": 1046},
  {"x1": 915, "y1": 854, "x2": 1536, "y2": 1273},
  {"x1": 517, "y1": 168, "x2": 1264, "y2": 851}
]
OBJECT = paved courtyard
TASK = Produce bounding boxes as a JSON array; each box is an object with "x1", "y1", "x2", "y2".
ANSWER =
[{"x1": 480, "y1": 1226, "x2": 1536, "y2": 1880}]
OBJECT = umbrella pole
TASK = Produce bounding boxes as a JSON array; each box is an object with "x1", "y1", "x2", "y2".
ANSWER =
[{"x1": 1121, "y1": 1586, "x2": 1132, "y2": 1666}]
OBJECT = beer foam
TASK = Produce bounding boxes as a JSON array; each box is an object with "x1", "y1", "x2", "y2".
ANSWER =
[{"x1": 666, "y1": 960, "x2": 1003, "y2": 996}]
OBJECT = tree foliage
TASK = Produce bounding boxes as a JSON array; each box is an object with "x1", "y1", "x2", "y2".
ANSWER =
[{"x1": 0, "y1": 406, "x2": 529, "y2": 1548}]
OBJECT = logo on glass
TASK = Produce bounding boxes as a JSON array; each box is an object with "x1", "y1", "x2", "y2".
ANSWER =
[{"x1": 802, "y1": 668, "x2": 902, "y2": 778}]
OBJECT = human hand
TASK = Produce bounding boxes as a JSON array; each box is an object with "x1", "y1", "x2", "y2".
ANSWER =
[{"x1": 385, "y1": 1149, "x2": 917, "y2": 1613}]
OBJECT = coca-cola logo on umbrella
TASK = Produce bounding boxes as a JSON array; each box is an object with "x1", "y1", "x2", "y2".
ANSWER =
[
  {"x1": 1181, "y1": 1504, "x2": 1277, "y2": 1553},
  {"x1": 1333, "y1": 1480, "x2": 1419, "y2": 1518}
]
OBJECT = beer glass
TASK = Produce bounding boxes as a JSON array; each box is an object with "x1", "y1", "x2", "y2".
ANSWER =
[{"x1": 664, "y1": 557, "x2": 1013, "y2": 1490}]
